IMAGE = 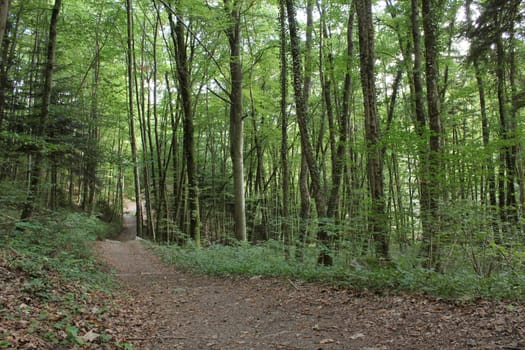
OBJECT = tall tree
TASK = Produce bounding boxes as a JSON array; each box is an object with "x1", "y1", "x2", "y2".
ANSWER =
[
  {"x1": 0, "y1": 0, "x2": 8, "y2": 55},
  {"x1": 224, "y1": 0, "x2": 247, "y2": 242},
  {"x1": 20, "y1": 0, "x2": 61, "y2": 220},
  {"x1": 465, "y1": 0, "x2": 497, "y2": 235},
  {"x1": 421, "y1": 0, "x2": 443, "y2": 268},
  {"x1": 125, "y1": 0, "x2": 143, "y2": 236},
  {"x1": 296, "y1": 0, "x2": 313, "y2": 260},
  {"x1": 285, "y1": 0, "x2": 331, "y2": 265},
  {"x1": 169, "y1": 4, "x2": 201, "y2": 246},
  {"x1": 355, "y1": 0, "x2": 388, "y2": 260},
  {"x1": 279, "y1": 0, "x2": 291, "y2": 256},
  {"x1": 327, "y1": 2, "x2": 354, "y2": 220}
]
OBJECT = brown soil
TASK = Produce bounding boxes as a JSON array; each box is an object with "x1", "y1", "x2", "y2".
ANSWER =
[{"x1": 96, "y1": 219, "x2": 525, "y2": 350}]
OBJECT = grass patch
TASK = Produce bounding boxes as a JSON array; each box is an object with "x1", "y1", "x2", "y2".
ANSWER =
[
  {"x1": 154, "y1": 240, "x2": 525, "y2": 302},
  {"x1": 0, "y1": 211, "x2": 131, "y2": 349}
]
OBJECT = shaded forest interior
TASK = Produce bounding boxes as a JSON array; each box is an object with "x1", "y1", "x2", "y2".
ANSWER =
[{"x1": 1, "y1": 0, "x2": 525, "y2": 277}]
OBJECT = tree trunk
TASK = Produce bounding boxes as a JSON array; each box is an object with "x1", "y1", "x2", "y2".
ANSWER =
[
  {"x1": 328, "y1": 4, "x2": 354, "y2": 219},
  {"x1": 20, "y1": 0, "x2": 61, "y2": 220},
  {"x1": 0, "y1": 0, "x2": 8, "y2": 54},
  {"x1": 421, "y1": 0, "x2": 443, "y2": 269},
  {"x1": 279, "y1": 0, "x2": 291, "y2": 258},
  {"x1": 224, "y1": 0, "x2": 246, "y2": 242},
  {"x1": 285, "y1": 0, "x2": 331, "y2": 265},
  {"x1": 125, "y1": 0, "x2": 143, "y2": 237},
  {"x1": 170, "y1": 9, "x2": 201, "y2": 246},
  {"x1": 465, "y1": 0, "x2": 498, "y2": 236},
  {"x1": 356, "y1": 0, "x2": 388, "y2": 260},
  {"x1": 294, "y1": 0, "x2": 314, "y2": 261}
]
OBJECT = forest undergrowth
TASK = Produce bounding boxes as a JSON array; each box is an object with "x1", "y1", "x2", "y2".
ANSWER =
[
  {"x1": 0, "y1": 207, "x2": 132, "y2": 349},
  {"x1": 154, "y1": 239, "x2": 525, "y2": 302}
]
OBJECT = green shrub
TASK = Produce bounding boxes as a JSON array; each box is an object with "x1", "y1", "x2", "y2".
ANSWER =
[{"x1": 154, "y1": 240, "x2": 525, "y2": 301}]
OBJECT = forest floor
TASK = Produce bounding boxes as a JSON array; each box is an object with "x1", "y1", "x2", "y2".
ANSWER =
[{"x1": 95, "y1": 215, "x2": 525, "y2": 350}]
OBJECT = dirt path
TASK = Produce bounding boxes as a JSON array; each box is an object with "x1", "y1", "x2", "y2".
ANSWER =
[{"x1": 96, "y1": 221, "x2": 525, "y2": 349}]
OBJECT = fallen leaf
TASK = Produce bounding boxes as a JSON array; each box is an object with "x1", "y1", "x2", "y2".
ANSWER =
[
  {"x1": 320, "y1": 338, "x2": 336, "y2": 344},
  {"x1": 350, "y1": 332, "x2": 365, "y2": 340},
  {"x1": 81, "y1": 329, "x2": 100, "y2": 342}
]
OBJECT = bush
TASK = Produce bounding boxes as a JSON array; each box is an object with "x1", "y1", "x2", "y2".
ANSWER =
[{"x1": 153, "y1": 240, "x2": 525, "y2": 301}]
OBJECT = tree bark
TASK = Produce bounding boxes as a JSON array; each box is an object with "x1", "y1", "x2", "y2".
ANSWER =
[
  {"x1": 279, "y1": 0, "x2": 291, "y2": 258},
  {"x1": 295, "y1": 0, "x2": 313, "y2": 260},
  {"x1": 356, "y1": 0, "x2": 388, "y2": 260},
  {"x1": 421, "y1": 0, "x2": 443, "y2": 269},
  {"x1": 328, "y1": 4, "x2": 354, "y2": 219},
  {"x1": 0, "y1": 0, "x2": 9, "y2": 54},
  {"x1": 224, "y1": 0, "x2": 247, "y2": 242},
  {"x1": 285, "y1": 0, "x2": 331, "y2": 265},
  {"x1": 170, "y1": 8, "x2": 201, "y2": 246},
  {"x1": 125, "y1": 0, "x2": 143, "y2": 236}
]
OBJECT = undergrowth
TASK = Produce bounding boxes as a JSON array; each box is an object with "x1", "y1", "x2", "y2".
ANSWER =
[
  {"x1": 0, "y1": 211, "x2": 130, "y2": 349},
  {"x1": 155, "y1": 240, "x2": 525, "y2": 302}
]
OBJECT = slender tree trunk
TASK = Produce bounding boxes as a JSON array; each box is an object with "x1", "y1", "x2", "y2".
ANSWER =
[
  {"x1": 86, "y1": 18, "x2": 101, "y2": 216},
  {"x1": 328, "y1": 4, "x2": 354, "y2": 219},
  {"x1": 125, "y1": 0, "x2": 143, "y2": 236},
  {"x1": 421, "y1": 0, "x2": 443, "y2": 269},
  {"x1": 286, "y1": 0, "x2": 331, "y2": 265},
  {"x1": 0, "y1": 0, "x2": 8, "y2": 53},
  {"x1": 465, "y1": 0, "x2": 498, "y2": 235},
  {"x1": 0, "y1": 3, "x2": 21, "y2": 140},
  {"x1": 224, "y1": 0, "x2": 246, "y2": 242},
  {"x1": 410, "y1": 0, "x2": 433, "y2": 258},
  {"x1": 295, "y1": 0, "x2": 313, "y2": 261},
  {"x1": 356, "y1": 0, "x2": 388, "y2": 260},
  {"x1": 279, "y1": 0, "x2": 291, "y2": 258},
  {"x1": 170, "y1": 9, "x2": 201, "y2": 246},
  {"x1": 20, "y1": 0, "x2": 61, "y2": 220},
  {"x1": 507, "y1": 14, "x2": 519, "y2": 228}
]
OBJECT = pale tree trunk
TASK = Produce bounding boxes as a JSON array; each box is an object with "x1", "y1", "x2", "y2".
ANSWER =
[
  {"x1": 20, "y1": 0, "x2": 61, "y2": 220},
  {"x1": 356, "y1": 0, "x2": 388, "y2": 260},
  {"x1": 126, "y1": 0, "x2": 143, "y2": 236},
  {"x1": 224, "y1": 0, "x2": 246, "y2": 242}
]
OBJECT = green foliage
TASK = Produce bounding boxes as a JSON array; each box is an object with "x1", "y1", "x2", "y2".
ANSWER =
[
  {"x1": 155, "y1": 241, "x2": 525, "y2": 301},
  {"x1": 0, "y1": 211, "x2": 129, "y2": 348},
  {"x1": 3, "y1": 212, "x2": 113, "y2": 286}
]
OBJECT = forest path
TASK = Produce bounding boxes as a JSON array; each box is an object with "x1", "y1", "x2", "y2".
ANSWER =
[{"x1": 95, "y1": 220, "x2": 524, "y2": 349}]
